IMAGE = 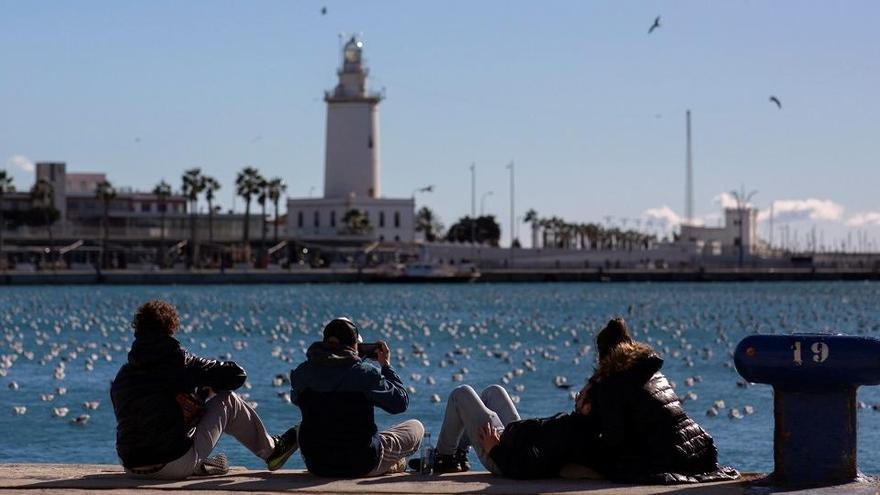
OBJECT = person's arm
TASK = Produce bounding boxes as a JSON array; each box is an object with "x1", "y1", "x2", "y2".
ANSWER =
[
  {"x1": 363, "y1": 341, "x2": 409, "y2": 414},
  {"x1": 184, "y1": 352, "x2": 247, "y2": 391},
  {"x1": 591, "y1": 379, "x2": 628, "y2": 453},
  {"x1": 363, "y1": 364, "x2": 409, "y2": 414},
  {"x1": 289, "y1": 365, "x2": 305, "y2": 406}
]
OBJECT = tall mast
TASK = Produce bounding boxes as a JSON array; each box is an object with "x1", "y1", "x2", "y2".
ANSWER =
[{"x1": 686, "y1": 110, "x2": 693, "y2": 225}]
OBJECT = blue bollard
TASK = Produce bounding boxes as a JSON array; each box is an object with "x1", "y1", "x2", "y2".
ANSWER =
[{"x1": 734, "y1": 334, "x2": 880, "y2": 486}]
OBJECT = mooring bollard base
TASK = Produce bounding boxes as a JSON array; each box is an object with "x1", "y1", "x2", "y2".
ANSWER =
[
  {"x1": 744, "y1": 472, "x2": 878, "y2": 494},
  {"x1": 773, "y1": 387, "x2": 858, "y2": 486}
]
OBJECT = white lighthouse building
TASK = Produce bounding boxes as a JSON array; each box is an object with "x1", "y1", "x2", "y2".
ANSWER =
[{"x1": 287, "y1": 36, "x2": 414, "y2": 242}]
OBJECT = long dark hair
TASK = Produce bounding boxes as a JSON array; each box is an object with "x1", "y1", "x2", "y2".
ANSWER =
[{"x1": 596, "y1": 317, "x2": 633, "y2": 360}]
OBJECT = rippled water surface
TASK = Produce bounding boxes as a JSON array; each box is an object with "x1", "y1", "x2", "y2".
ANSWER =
[{"x1": 2, "y1": 282, "x2": 880, "y2": 473}]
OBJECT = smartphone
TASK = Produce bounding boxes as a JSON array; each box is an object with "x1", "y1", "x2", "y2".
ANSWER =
[{"x1": 357, "y1": 343, "x2": 380, "y2": 360}]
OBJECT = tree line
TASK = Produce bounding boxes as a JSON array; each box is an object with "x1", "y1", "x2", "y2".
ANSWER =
[
  {"x1": 411, "y1": 205, "x2": 657, "y2": 250},
  {"x1": 523, "y1": 209, "x2": 657, "y2": 250}
]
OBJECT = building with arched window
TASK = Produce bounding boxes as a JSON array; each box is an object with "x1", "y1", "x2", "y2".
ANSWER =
[{"x1": 287, "y1": 36, "x2": 414, "y2": 243}]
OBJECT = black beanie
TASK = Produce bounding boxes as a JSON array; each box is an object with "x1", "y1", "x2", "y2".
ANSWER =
[{"x1": 323, "y1": 317, "x2": 359, "y2": 347}]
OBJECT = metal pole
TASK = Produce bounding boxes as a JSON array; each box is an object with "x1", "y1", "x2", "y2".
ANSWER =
[
  {"x1": 470, "y1": 163, "x2": 476, "y2": 244},
  {"x1": 508, "y1": 161, "x2": 515, "y2": 247},
  {"x1": 769, "y1": 202, "x2": 775, "y2": 250},
  {"x1": 686, "y1": 110, "x2": 693, "y2": 225}
]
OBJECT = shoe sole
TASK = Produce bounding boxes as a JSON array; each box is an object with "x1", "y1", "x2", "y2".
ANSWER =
[{"x1": 267, "y1": 441, "x2": 298, "y2": 471}]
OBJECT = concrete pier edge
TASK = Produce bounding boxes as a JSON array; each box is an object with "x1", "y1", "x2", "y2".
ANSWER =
[{"x1": 1, "y1": 464, "x2": 878, "y2": 495}]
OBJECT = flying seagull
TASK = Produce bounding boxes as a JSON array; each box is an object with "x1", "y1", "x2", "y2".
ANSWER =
[
  {"x1": 648, "y1": 16, "x2": 661, "y2": 34},
  {"x1": 769, "y1": 96, "x2": 782, "y2": 109}
]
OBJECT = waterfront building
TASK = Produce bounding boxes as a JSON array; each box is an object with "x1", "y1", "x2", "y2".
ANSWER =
[
  {"x1": 286, "y1": 37, "x2": 415, "y2": 243},
  {"x1": 678, "y1": 207, "x2": 760, "y2": 256},
  {"x1": 1, "y1": 161, "x2": 263, "y2": 268}
]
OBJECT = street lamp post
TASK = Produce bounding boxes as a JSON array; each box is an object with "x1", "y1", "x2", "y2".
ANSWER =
[
  {"x1": 469, "y1": 163, "x2": 476, "y2": 244},
  {"x1": 506, "y1": 161, "x2": 515, "y2": 248},
  {"x1": 412, "y1": 185, "x2": 435, "y2": 199}
]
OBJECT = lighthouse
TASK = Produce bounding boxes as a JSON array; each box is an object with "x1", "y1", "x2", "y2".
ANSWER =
[
  {"x1": 324, "y1": 36, "x2": 382, "y2": 199},
  {"x1": 287, "y1": 36, "x2": 414, "y2": 243}
]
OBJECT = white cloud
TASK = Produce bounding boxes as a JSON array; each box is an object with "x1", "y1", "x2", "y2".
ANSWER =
[
  {"x1": 643, "y1": 205, "x2": 683, "y2": 227},
  {"x1": 712, "y1": 192, "x2": 740, "y2": 209},
  {"x1": 758, "y1": 199, "x2": 844, "y2": 223},
  {"x1": 6, "y1": 155, "x2": 35, "y2": 173},
  {"x1": 845, "y1": 212, "x2": 880, "y2": 227}
]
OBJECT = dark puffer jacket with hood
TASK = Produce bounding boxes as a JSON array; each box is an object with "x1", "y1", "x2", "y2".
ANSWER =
[
  {"x1": 588, "y1": 342, "x2": 739, "y2": 484},
  {"x1": 290, "y1": 342, "x2": 409, "y2": 477},
  {"x1": 110, "y1": 334, "x2": 247, "y2": 468}
]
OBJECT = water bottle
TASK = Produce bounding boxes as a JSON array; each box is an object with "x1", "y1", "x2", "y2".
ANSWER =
[{"x1": 420, "y1": 432, "x2": 433, "y2": 474}]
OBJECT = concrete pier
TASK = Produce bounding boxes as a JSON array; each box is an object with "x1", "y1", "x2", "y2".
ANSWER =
[{"x1": 0, "y1": 464, "x2": 877, "y2": 495}]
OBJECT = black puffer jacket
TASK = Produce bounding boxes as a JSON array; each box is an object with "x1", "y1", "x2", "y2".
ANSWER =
[
  {"x1": 110, "y1": 334, "x2": 247, "y2": 468},
  {"x1": 488, "y1": 411, "x2": 599, "y2": 479},
  {"x1": 588, "y1": 342, "x2": 736, "y2": 484}
]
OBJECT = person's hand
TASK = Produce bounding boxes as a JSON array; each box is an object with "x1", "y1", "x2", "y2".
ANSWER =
[
  {"x1": 574, "y1": 384, "x2": 591, "y2": 416},
  {"x1": 477, "y1": 422, "x2": 502, "y2": 452},
  {"x1": 376, "y1": 340, "x2": 391, "y2": 368}
]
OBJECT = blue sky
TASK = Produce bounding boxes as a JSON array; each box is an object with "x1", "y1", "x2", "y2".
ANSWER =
[{"x1": 2, "y1": 1, "x2": 879, "y2": 248}]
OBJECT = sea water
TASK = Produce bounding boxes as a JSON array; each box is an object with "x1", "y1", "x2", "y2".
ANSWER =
[{"x1": 2, "y1": 282, "x2": 880, "y2": 473}]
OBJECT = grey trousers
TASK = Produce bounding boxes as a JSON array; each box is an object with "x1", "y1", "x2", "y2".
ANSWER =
[
  {"x1": 366, "y1": 419, "x2": 425, "y2": 476},
  {"x1": 127, "y1": 390, "x2": 275, "y2": 480},
  {"x1": 435, "y1": 385, "x2": 521, "y2": 475}
]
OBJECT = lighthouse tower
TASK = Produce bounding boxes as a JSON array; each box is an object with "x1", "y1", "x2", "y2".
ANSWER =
[
  {"x1": 324, "y1": 37, "x2": 382, "y2": 199},
  {"x1": 287, "y1": 36, "x2": 414, "y2": 243}
]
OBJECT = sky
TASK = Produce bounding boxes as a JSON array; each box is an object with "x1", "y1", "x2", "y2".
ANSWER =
[{"x1": 2, "y1": 1, "x2": 879, "y2": 249}]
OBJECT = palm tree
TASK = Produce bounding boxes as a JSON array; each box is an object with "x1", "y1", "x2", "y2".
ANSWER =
[
  {"x1": 95, "y1": 180, "x2": 117, "y2": 269},
  {"x1": 235, "y1": 167, "x2": 263, "y2": 245},
  {"x1": 523, "y1": 209, "x2": 539, "y2": 248},
  {"x1": 202, "y1": 175, "x2": 221, "y2": 243},
  {"x1": 256, "y1": 178, "x2": 269, "y2": 260},
  {"x1": 539, "y1": 217, "x2": 550, "y2": 248},
  {"x1": 341, "y1": 209, "x2": 371, "y2": 236},
  {"x1": 181, "y1": 168, "x2": 205, "y2": 268},
  {"x1": 30, "y1": 179, "x2": 55, "y2": 269},
  {"x1": 152, "y1": 180, "x2": 172, "y2": 268},
  {"x1": 584, "y1": 223, "x2": 602, "y2": 250},
  {"x1": 415, "y1": 206, "x2": 443, "y2": 242},
  {"x1": 266, "y1": 177, "x2": 287, "y2": 243},
  {"x1": 0, "y1": 171, "x2": 14, "y2": 267}
]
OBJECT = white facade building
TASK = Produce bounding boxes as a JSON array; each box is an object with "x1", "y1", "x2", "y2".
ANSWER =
[
  {"x1": 678, "y1": 207, "x2": 759, "y2": 256},
  {"x1": 288, "y1": 36, "x2": 414, "y2": 242}
]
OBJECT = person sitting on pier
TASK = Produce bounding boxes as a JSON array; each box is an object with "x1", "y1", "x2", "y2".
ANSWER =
[
  {"x1": 586, "y1": 317, "x2": 739, "y2": 484},
  {"x1": 110, "y1": 300, "x2": 299, "y2": 479},
  {"x1": 425, "y1": 383, "x2": 599, "y2": 478},
  {"x1": 290, "y1": 317, "x2": 423, "y2": 477}
]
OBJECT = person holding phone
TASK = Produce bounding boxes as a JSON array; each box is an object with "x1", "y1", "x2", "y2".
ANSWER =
[{"x1": 290, "y1": 317, "x2": 423, "y2": 477}]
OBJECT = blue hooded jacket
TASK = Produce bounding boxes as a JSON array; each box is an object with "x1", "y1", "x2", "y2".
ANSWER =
[{"x1": 290, "y1": 342, "x2": 409, "y2": 477}]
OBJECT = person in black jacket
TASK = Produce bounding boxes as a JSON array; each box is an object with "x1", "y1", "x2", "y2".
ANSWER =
[
  {"x1": 290, "y1": 317, "x2": 423, "y2": 477},
  {"x1": 586, "y1": 318, "x2": 739, "y2": 484},
  {"x1": 111, "y1": 300, "x2": 298, "y2": 479},
  {"x1": 429, "y1": 383, "x2": 598, "y2": 478}
]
